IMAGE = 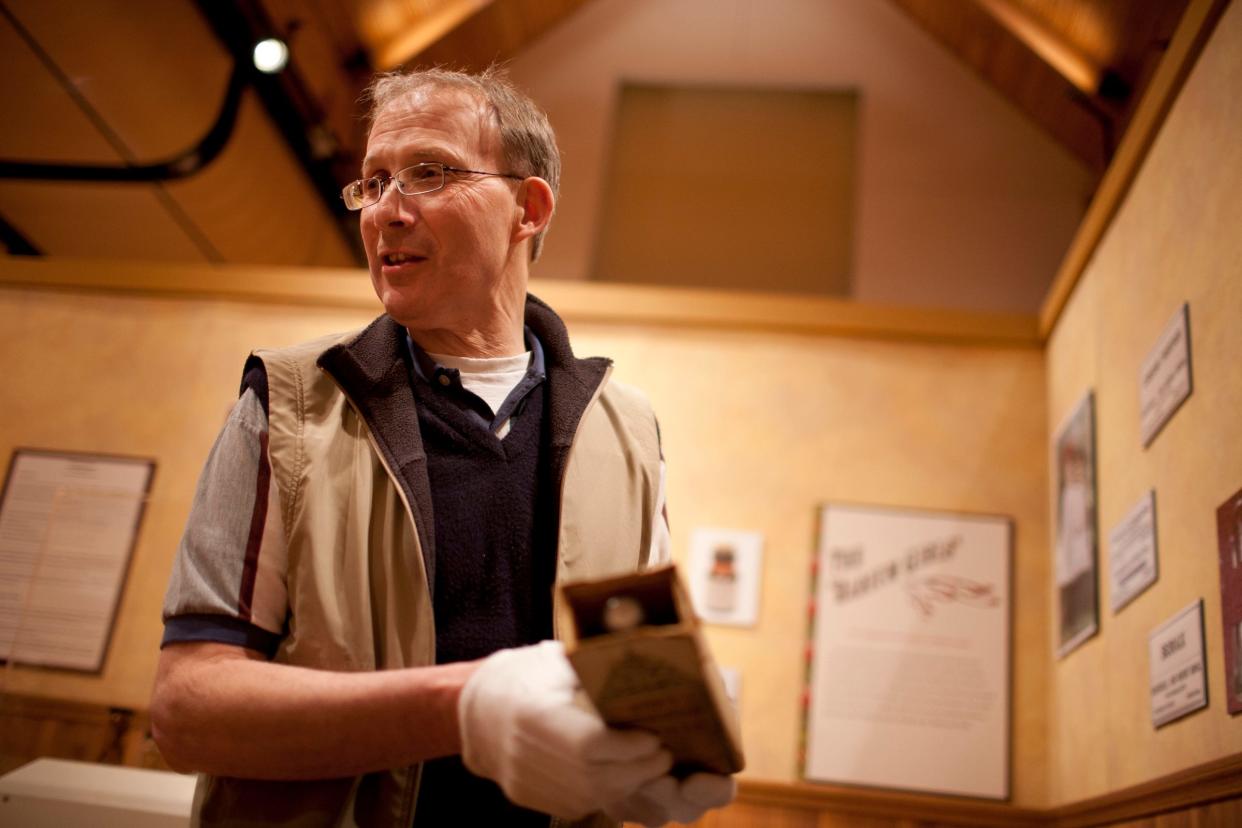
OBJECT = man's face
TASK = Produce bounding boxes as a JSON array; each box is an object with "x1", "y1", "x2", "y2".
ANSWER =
[{"x1": 360, "y1": 88, "x2": 521, "y2": 335}]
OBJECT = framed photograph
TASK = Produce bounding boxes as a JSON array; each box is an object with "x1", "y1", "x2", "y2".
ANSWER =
[
  {"x1": 1217, "y1": 485, "x2": 1242, "y2": 715},
  {"x1": 0, "y1": 448, "x2": 155, "y2": 672},
  {"x1": 1054, "y1": 392, "x2": 1099, "y2": 657},
  {"x1": 687, "y1": 527, "x2": 763, "y2": 627},
  {"x1": 804, "y1": 503, "x2": 1011, "y2": 800}
]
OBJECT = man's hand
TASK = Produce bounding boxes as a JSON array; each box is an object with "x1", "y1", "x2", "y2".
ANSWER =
[
  {"x1": 605, "y1": 772, "x2": 738, "y2": 826},
  {"x1": 458, "y1": 640, "x2": 673, "y2": 818}
]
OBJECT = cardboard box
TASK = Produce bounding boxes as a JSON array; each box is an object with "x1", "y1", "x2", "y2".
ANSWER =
[{"x1": 557, "y1": 565, "x2": 745, "y2": 775}]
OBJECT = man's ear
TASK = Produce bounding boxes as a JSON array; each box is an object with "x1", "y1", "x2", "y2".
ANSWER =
[{"x1": 512, "y1": 177, "x2": 555, "y2": 246}]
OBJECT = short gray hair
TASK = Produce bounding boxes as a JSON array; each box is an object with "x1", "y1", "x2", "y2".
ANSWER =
[{"x1": 362, "y1": 66, "x2": 561, "y2": 262}]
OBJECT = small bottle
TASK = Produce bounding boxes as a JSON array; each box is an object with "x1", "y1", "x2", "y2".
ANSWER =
[
  {"x1": 706, "y1": 546, "x2": 738, "y2": 613},
  {"x1": 603, "y1": 595, "x2": 645, "y2": 633}
]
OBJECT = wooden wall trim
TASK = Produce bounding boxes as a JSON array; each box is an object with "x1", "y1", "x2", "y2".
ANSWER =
[
  {"x1": 1045, "y1": 751, "x2": 1242, "y2": 828},
  {"x1": 2, "y1": 691, "x2": 1238, "y2": 825},
  {"x1": 736, "y1": 779, "x2": 1043, "y2": 826},
  {"x1": 1036, "y1": 0, "x2": 1232, "y2": 339},
  {"x1": 0, "y1": 255, "x2": 1042, "y2": 348},
  {"x1": 736, "y1": 753, "x2": 1242, "y2": 827}
]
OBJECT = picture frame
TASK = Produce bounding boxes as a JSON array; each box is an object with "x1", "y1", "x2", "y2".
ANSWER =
[
  {"x1": 1217, "y1": 486, "x2": 1242, "y2": 715},
  {"x1": 0, "y1": 448, "x2": 155, "y2": 673},
  {"x1": 686, "y1": 527, "x2": 763, "y2": 628},
  {"x1": 803, "y1": 502, "x2": 1012, "y2": 800},
  {"x1": 1053, "y1": 391, "x2": 1099, "y2": 657}
]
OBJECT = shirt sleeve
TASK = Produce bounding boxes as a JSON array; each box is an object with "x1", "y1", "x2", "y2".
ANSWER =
[{"x1": 161, "y1": 386, "x2": 289, "y2": 657}]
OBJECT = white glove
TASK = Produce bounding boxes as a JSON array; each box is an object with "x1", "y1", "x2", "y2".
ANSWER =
[
  {"x1": 458, "y1": 640, "x2": 673, "y2": 818},
  {"x1": 604, "y1": 772, "x2": 737, "y2": 826}
]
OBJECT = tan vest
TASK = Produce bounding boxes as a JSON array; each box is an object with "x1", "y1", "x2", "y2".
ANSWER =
[{"x1": 193, "y1": 322, "x2": 662, "y2": 828}]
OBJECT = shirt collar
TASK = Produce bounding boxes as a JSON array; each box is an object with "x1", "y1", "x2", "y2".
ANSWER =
[{"x1": 405, "y1": 327, "x2": 545, "y2": 391}]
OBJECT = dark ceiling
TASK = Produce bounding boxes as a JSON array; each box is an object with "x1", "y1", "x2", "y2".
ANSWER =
[{"x1": 0, "y1": 0, "x2": 1189, "y2": 270}]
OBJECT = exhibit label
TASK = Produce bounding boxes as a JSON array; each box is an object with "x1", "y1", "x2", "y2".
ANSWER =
[
  {"x1": 1108, "y1": 490, "x2": 1158, "y2": 612},
  {"x1": 806, "y1": 504, "x2": 1011, "y2": 799},
  {"x1": 1139, "y1": 303, "x2": 1192, "y2": 447},
  {"x1": 1149, "y1": 599, "x2": 1207, "y2": 728},
  {"x1": 0, "y1": 450, "x2": 154, "y2": 671}
]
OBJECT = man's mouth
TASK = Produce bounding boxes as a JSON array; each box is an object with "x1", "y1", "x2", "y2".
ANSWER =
[{"x1": 382, "y1": 252, "x2": 425, "y2": 266}]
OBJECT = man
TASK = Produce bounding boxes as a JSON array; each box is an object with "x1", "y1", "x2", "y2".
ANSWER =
[{"x1": 151, "y1": 67, "x2": 736, "y2": 827}]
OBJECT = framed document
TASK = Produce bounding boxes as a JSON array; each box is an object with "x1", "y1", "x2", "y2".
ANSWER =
[
  {"x1": 1149, "y1": 599, "x2": 1208, "y2": 728},
  {"x1": 804, "y1": 503, "x2": 1011, "y2": 800},
  {"x1": 1053, "y1": 392, "x2": 1099, "y2": 657},
  {"x1": 1139, "y1": 303, "x2": 1193, "y2": 448},
  {"x1": 1217, "y1": 486, "x2": 1242, "y2": 715},
  {"x1": 0, "y1": 449, "x2": 155, "y2": 672},
  {"x1": 1108, "y1": 490, "x2": 1159, "y2": 613}
]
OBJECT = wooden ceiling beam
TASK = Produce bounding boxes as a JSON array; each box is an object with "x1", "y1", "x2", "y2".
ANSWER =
[
  {"x1": 364, "y1": 0, "x2": 494, "y2": 71},
  {"x1": 974, "y1": 0, "x2": 1102, "y2": 95},
  {"x1": 887, "y1": 0, "x2": 1115, "y2": 171},
  {"x1": 395, "y1": 0, "x2": 592, "y2": 72}
]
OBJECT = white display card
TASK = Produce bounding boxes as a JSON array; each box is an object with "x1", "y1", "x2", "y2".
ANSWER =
[
  {"x1": 1139, "y1": 303, "x2": 1193, "y2": 447},
  {"x1": 805, "y1": 504, "x2": 1011, "y2": 799},
  {"x1": 0, "y1": 450, "x2": 154, "y2": 671},
  {"x1": 687, "y1": 527, "x2": 763, "y2": 627},
  {"x1": 1148, "y1": 599, "x2": 1208, "y2": 728},
  {"x1": 1108, "y1": 490, "x2": 1159, "y2": 612}
]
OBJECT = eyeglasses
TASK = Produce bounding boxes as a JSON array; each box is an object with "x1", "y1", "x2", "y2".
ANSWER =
[{"x1": 341, "y1": 162, "x2": 523, "y2": 210}]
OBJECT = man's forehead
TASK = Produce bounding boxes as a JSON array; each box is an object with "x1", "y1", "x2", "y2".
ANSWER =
[{"x1": 366, "y1": 86, "x2": 497, "y2": 155}]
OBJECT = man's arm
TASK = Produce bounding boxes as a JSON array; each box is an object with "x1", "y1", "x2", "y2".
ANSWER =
[
  {"x1": 150, "y1": 641, "x2": 476, "y2": 779},
  {"x1": 152, "y1": 639, "x2": 676, "y2": 822}
]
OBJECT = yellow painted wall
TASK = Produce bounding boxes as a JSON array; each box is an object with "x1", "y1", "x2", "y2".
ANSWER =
[
  {"x1": 1043, "y1": 0, "x2": 1242, "y2": 806},
  {"x1": 0, "y1": 270, "x2": 1049, "y2": 805}
]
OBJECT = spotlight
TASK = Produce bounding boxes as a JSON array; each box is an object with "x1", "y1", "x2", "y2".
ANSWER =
[{"x1": 252, "y1": 38, "x2": 289, "y2": 74}]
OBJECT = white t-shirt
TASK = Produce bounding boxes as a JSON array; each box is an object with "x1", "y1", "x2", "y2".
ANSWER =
[{"x1": 427, "y1": 350, "x2": 532, "y2": 438}]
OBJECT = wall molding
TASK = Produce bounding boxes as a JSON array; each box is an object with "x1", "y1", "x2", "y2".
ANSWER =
[
  {"x1": 736, "y1": 779, "x2": 1043, "y2": 826},
  {"x1": 1045, "y1": 751, "x2": 1242, "y2": 828},
  {"x1": 0, "y1": 255, "x2": 1041, "y2": 348},
  {"x1": 2, "y1": 691, "x2": 1238, "y2": 825},
  {"x1": 737, "y1": 751, "x2": 1242, "y2": 827}
]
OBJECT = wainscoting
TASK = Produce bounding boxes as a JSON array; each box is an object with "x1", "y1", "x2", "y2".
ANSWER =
[{"x1": 2, "y1": 693, "x2": 1238, "y2": 827}]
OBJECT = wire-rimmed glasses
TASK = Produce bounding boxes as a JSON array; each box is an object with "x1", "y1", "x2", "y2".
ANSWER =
[{"x1": 341, "y1": 162, "x2": 523, "y2": 210}]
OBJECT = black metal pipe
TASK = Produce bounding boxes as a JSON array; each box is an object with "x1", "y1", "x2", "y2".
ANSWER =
[{"x1": 0, "y1": 62, "x2": 249, "y2": 183}]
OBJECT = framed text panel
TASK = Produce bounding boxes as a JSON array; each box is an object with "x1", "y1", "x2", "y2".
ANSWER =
[
  {"x1": 805, "y1": 502, "x2": 1011, "y2": 800},
  {"x1": 0, "y1": 449, "x2": 155, "y2": 672}
]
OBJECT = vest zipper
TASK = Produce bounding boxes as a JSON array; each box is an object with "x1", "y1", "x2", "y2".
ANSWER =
[
  {"x1": 336, "y1": 387, "x2": 433, "y2": 827},
  {"x1": 550, "y1": 363, "x2": 612, "y2": 642}
]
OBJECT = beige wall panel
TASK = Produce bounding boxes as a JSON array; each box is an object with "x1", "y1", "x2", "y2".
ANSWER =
[
  {"x1": 0, "y1": 269, "x2": 1047, "y2": 803},
  {"x1": 0, "y1": 289, "x2": 380, "y2": 709},
  {"x1": 507, "y1": 0, "x2": 1090, "y2": 313},
  {"x1": 565, "y1": 325, "x2": 1048, "y2": 802},
  {"x1": 1043, "y1": 1, "x2": 1242, "y2": 807}
]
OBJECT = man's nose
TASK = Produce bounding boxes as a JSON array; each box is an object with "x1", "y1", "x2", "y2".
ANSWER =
[{"x1": 371, "y1": 181, "x2": 415, "y2": 226}]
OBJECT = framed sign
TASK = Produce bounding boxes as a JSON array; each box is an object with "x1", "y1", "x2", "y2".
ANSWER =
[
  {"x1": 1149, "y1": 599, "x2": 1208, "y2": 727},
  {"x1": 0, "y1": 449, "x2": 155, "y2": 672},
  {"x1": 1217, "y1": 486, "x2": 1242, "y2": 715},
  {"x1": 804, "y1": 503, "x2": 1011, "y2": 800},
  {"x1": 1139, "y1": 303, "x2": 1193, "y2": 448},
  {"x1": 1054, "y1": 392, "x2": 1099, "y2": 657},
  {"x1": 1108, "y1": 490, "x2": 1159, "y2": 613}
]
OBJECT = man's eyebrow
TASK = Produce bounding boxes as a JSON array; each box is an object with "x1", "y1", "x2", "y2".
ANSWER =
[{"x1": 363, "y1": 147, "x2": 462, "y2": 175}]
